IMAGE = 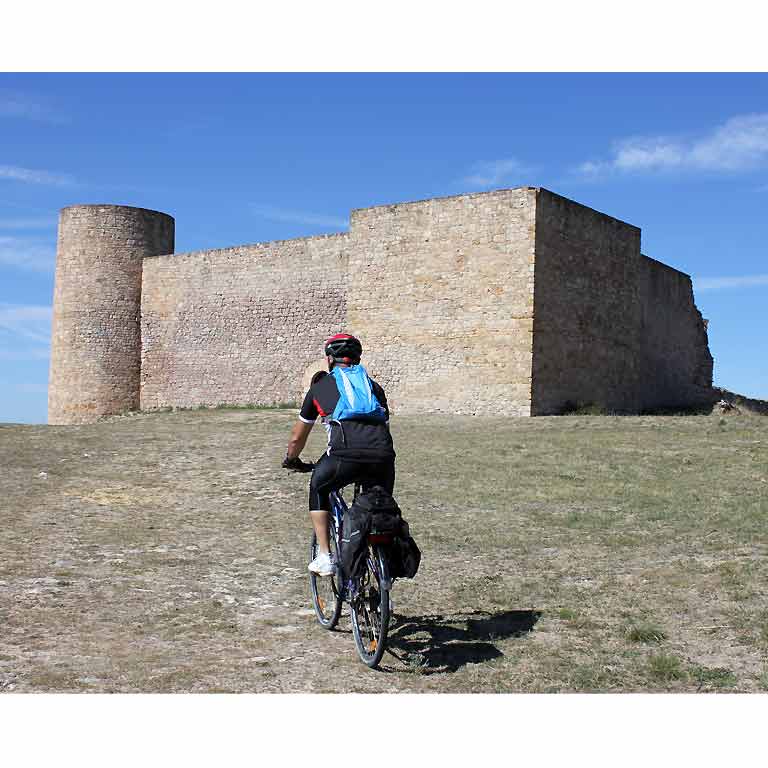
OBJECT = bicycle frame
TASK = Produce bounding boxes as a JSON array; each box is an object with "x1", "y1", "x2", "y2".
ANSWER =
[
  {"x1": 328, "y1": 487, "x2": 351, "y2": 599},
  {"x1": 328, "y1": 489, "x2": 346, "y2": 561}
]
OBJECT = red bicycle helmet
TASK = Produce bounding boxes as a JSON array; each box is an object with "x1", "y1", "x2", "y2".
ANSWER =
[{"x1": 324, "y1": 333, "x2": 362, "y2": 365}]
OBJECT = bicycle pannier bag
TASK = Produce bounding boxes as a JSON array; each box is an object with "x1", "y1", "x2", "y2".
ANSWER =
[
  {"x1": 342, "y1": 486, "x2": 421, "y2": 580},
  {"x1": 387, "y1": 528, "x2": 421, "y2": 579},
  {"x1": 356, "y1": 486, "x2": 421, "y2": 579},
  {"x1": 354, "y1": 485, "x2": 401, "y2": 535},
  {"x1": 340, "y1": 500, "x2": 371, "y2": 582}
]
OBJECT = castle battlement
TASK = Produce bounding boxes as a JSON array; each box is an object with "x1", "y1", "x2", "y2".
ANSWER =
[{"x1": 48, "y1": 188, "x2": 713, "y2": 424}]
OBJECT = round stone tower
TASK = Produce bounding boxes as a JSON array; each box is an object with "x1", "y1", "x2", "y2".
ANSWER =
[{"x1": 48, "y1": 205, "x2": 175, "y2": 425}]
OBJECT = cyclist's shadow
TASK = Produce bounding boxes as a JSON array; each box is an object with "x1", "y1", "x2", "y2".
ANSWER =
[{"x1": 383, "y1": 609, "x2": 541, "y2": 674}]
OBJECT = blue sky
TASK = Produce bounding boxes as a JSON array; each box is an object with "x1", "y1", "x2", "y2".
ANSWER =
[{"x1": 1, "y1": 73, "x2": 767, "y2": 423}]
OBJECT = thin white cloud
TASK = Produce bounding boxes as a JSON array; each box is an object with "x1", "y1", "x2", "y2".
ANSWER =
[
  {"x1": 576, "y1": 113, "x2": 768, "y2": 178},
  {"x1": 0, "y1": 164, "x2": 74, "y2": 186},
  {"x1": 0, "y1": 236, "x2": 56, "y2": 271},
  {"x1": 0, "y1": 305, "x2": 52, "y2": 363},
  {"x1": 0, "y1": 89, "x2": 65, "y2": 123},
  {"x1": 460, "y1": 158, "x2": 529, "y2": 188},
  {"x1": 251, "y1": 205, "x2": 348, "y2": 230},
  {"x1": 0, "y1": 215, "x2": 57, "y2": 230},
  {"x1": 694, "y1": 274, "x2": 768, "y2": 292}
]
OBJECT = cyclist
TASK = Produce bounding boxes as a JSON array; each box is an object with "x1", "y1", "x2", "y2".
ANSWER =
[{"x1": 282, "y1": 333, "x2": 396, "y2": 576}]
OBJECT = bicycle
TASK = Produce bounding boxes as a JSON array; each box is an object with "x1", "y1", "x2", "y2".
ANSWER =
[{"x1": 309, "y1": 482, "x2": 393, "y2": 668}]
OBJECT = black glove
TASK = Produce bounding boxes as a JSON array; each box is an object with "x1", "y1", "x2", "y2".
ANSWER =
[{"x1": 282, "y1": 455, "x2": 315, "y2": 473}]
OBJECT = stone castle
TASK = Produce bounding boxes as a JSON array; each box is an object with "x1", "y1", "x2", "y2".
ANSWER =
[{"x1": 48, "y1": 187, "x2": 713, "y2": 425}]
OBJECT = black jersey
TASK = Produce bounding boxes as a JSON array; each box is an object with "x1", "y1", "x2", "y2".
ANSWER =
[{"x1": 299, "y1": 371, "x2": 395, "y2": 462}]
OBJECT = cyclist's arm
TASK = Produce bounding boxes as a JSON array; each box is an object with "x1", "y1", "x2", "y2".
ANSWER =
[
  {"x1": 286, "y1": 419, "x2": 313, "y2": 459},
  {"x1": 286, "y1": 389, "x2": 318, "y2": 459}
]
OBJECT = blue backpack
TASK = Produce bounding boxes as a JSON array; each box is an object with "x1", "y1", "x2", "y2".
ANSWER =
[{"x1": 330, "y1": 364, "x2": 387, "y2": 422}]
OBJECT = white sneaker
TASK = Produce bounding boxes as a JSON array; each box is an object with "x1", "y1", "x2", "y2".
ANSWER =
[{"x1": 308, "y1": 552, "x2": 335, "y2": 577}]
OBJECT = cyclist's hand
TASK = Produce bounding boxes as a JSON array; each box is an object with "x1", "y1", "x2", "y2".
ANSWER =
[{"x1": 282, "y1": 455, "x2": 315, "y2": 473}]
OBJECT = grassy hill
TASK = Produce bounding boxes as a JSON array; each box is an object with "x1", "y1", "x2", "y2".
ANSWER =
[{"x1": 1, "y1": 407, "x2": 766, "y2": 692}]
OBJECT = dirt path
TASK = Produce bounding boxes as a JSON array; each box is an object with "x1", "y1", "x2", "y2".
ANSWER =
[{"x1": 1, "y1": 408, "x2": 766, "y2": 692}]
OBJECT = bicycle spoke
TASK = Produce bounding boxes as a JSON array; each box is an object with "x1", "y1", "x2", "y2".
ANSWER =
[{"x1": 350, "y1": 547, "x2": 390, "y2": 668}]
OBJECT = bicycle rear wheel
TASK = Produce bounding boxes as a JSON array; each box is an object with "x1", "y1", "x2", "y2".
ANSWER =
[
  {"x1": 350, "y1": 546, "x2": 390, "y2": 668},
  {"x1": 309, "y1": 523, "x2": 342, "y2": 630}
]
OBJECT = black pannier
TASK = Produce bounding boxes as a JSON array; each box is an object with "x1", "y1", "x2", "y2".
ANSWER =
[
  {"x1": 385, "y1": 518, "x2": 421, "y2": 579},
  {"x1": 359, "y1": 485, "x2": 402, "y2": 536},
  {"x1": 339, "y1": 498, "x2": 372, "y2": 583},
  {"x1": 340, "y1": 485, "x2": 398, "y2": 582},
  {"x1": 339, "y1": 485, "x2": 421, "y2": 582}
]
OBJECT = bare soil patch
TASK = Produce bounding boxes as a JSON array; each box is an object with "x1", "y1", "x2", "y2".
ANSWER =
[{"x1": 1, "y1": 408, "x2": 766, "y2": 692}]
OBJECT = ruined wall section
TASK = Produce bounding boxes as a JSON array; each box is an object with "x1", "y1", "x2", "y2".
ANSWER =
[
  {"x1": 49, "y1": 205, "x2": 174, "y2": 425},
  {"x1": 347, "y1": 188, "x2": 537, "y2": 416},
  {"x1": 637, "y1": 255, "x2": 713, "y2": 411},
  {"x1": 531, "y1": 190, "x2": 643, "y2": 415},
  {"x1": 140, "y1": 234, "x2": 348, "y2": 410},
  {"x1": 50, "y1": 188, "x2": 716, "y2": 423}
]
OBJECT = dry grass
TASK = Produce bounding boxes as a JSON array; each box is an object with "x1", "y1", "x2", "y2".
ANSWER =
[{"x1": 1, "y1": 407, "x2": 766, "y2": 692}]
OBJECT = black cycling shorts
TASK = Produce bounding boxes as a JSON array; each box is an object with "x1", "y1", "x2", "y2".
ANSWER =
[{"x1": 309, "y1": 453, "x2": 395, "y2": 512}]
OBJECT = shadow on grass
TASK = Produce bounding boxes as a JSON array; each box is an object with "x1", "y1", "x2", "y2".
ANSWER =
[{"x1": 384, "y1": 609, "x2": 541, "y2": 674}]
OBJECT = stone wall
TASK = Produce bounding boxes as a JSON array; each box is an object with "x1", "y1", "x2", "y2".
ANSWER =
[
  {"x1": 48, "y1": 205, "x2": 174, "y2": 425},
  {"x1": 531, "y1": 190, "x2": 643, "y2": 415},
  {"x1": 49, "y1": 187, "x2": 714, "y2": 424},
  {"x1": 637, "y1": 255, "x2": 713, "y2": 411},
  {"x1": 139, "y1": 234, "x2": 348, "y2": 410},
  {"x1": 530, "y1": 190, "x2": 713, "y2": 414},
  {"x1": 347, "y1": 188, "x2": 537, "y2": 416}
]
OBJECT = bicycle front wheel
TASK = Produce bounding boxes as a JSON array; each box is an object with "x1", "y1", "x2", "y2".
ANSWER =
[
  {"x1": 350, "y1": 545, "x2": 390, "y2": 668},
  {"x1": 309, "y1": 526, "x2": 342, "y2": 630}
]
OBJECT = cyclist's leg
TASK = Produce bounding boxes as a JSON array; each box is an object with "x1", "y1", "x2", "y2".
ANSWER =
[
  {"x1": 312, "y1": 456, "x2": 389, "y2": 537},
  {"x1": 359, "y1": 459, "x2": 396, "y2": 496},
  {"x1": 313, "y1": 457, "x2": 370, "y2": 510},
  {"x1": 309, "y1": 454, "x2": 338, "y2": 554},
  {"x1": 311, "y1": 456, "x2": 374, "y2": 567},
  {"x1": 332, "y1": 459, "x2": 375, "y2": 496}
]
